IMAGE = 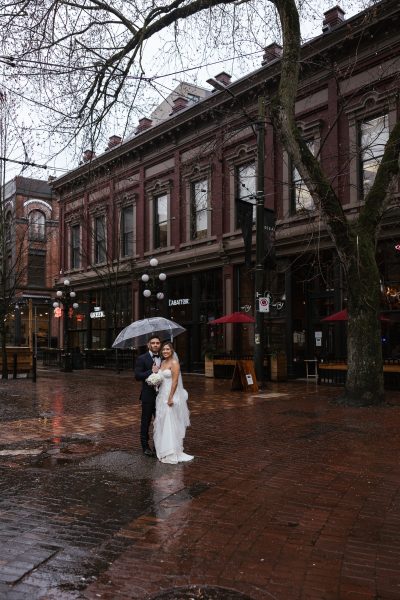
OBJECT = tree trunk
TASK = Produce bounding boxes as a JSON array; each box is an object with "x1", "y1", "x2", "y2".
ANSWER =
[{"x1": 343, "y1": 232, "x2": 384, "y2": 405}]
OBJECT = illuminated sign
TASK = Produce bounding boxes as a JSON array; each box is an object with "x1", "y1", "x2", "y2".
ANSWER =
[
  {"x1": 168, "y1": 298, "x2": 190, "y2": 306},
  {"x1": 90, "y1": 309, "x2": 105, "y2": 318}
]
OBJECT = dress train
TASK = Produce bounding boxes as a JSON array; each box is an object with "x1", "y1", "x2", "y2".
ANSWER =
[{"x1": 153, "y1": 368, "x2": 193, "y2": 464}]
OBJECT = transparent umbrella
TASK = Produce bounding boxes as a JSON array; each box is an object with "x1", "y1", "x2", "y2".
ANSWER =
[{"x1": 112, "y1": 317, "x2": 186, "y2": 349}]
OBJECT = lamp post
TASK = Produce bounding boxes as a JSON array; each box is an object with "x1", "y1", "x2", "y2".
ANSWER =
[
  {"x1": 141, "y1": 258, "x2": 167, "y2": 316},
  {"x1": 254, "y1": 96, "x2": 266, "y2": 385},
  {"x1": 53, "y1": 279, "x2": 79, "y2": 372}
]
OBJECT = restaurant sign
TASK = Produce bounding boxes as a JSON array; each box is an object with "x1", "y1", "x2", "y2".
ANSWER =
[{"x1": 168, "y1": 298, "x2": 190, "y2": 306}]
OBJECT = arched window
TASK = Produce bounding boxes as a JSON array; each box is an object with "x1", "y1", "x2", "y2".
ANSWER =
[{"x1": 29, "y1": 210, "x2": 45, "y2": 241}]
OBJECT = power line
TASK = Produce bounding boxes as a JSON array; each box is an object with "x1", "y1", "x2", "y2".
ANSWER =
[{"x1": 0, "y1": 156, "x2": 47, "y2": 169}]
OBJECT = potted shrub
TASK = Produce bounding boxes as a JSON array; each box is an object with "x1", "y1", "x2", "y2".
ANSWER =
[{"x1": 204, "y1": 344, "x2": 215, "y2": 378}]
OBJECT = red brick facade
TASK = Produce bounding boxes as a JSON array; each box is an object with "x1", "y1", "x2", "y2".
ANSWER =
[{"x1": 52, "y1": 0, "x2": 400, "y2": 372}]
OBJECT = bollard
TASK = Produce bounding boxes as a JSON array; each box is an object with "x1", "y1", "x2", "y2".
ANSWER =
[
  {"x1": 32, "y1": 354, "x2": 37, "y2": 382},
  {"x1": 13, "y1": 353, "x2": 17, "y2": 379}
]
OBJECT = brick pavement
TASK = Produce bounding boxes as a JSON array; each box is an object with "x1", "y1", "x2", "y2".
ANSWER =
[{"x1": 0, "y1": 371, "x2": 400, "y2": 599}]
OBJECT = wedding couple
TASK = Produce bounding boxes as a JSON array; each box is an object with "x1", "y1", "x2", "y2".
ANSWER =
[{"x1": 134, "y1": 336, "x2": 194, "y2": 464}]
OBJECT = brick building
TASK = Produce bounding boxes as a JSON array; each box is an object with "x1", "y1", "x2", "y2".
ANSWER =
[
  {"x1": 4, "y1": 176, "x2": 59, "y2": 348},
  {"x1": 52, "y1": 0, "x2": 400, "y2": 374}
]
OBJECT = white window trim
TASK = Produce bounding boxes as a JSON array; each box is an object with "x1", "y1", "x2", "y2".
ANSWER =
[
  {"x1": 282, "y1": 120, "x2": 321, "y2": 218},
  {"x1": 92, "y1": 214, "x2": 107, "y2": 265},
  {"x1": 227, "y1": 144, "x2": 256, "y2": 234},
  {"x1": 346, "y1": 91, "x2": 396, "y2": 207},
  {"x1": 146, "y1": 181, "x2": 172, "y2": 251},
  {"x1": 120, "y1": 203, "x2": 136, "y2": 258},
  {"x1": 69, "y1": 222, "x2": 81, "y2": 271},
  {"x1": 183, "y1": 168, "x2": 211, "y2": 242}
]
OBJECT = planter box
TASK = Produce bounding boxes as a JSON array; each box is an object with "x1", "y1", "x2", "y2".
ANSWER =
[
  {"x1": 270, "y1": 353, "x2": 287, "y2": 381},
  {"x1": 204, "y1": 357, "x2": 214, "y2": 378}
]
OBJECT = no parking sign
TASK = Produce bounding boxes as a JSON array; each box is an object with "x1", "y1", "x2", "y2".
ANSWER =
[{"x1": 258, "y1": 296, "x2": 270, "y2": 313}]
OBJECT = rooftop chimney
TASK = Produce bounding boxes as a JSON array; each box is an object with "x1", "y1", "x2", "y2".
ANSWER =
[
  {"x1": 108, "y1": 135, "x2": 122, "y2": 149},
  {"x1": 83, "y1": 149, "x2": 95, "y2": 162},
  {"x1": 214, "y1": 72, "x2": 232, "y2": 87},
  {"x1": 262, "y1": 43, "x2": 283, "y2": 66},
  {"x1": 322, "y1": 6, "x2": 345, "y2": 33},
  {"x1": 135, "y1": 117, "x2": 153, "y2": 134},
  {"x1": 170, "y1": 96, "x2": 189, "y2": 114}
]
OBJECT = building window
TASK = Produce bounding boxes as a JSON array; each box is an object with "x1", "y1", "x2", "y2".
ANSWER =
[
  {"x1": 94, "y1": 215, "x2": 106, "y2": 264},
  {"x1": 70, "y1": 224, "x2": 81, "y2": 269},
  {"x1": 154, "y1": 194, "x2": 168, "y2": 249},
  {"x1": 291, "y1": 141, "x2": 315, "y2": 213},
  {"x1": 120, "y1": 205, "x2": 134, "y2": 257},
  {"x1": 191, "y1": 179, "x2": 208, "y2": 240},
  {"x1": 187, "y1": 93, "x2": 200, "y2": 104},
  {"x1": 359, "y1": 113, "x2": 389, "y2": 197},
  {"x1": 29, "y1": 210, "x2": 46, "y2": 241},
  {"x1": 236, "y1": 162, "x2": 256, "y2": 227},
  {"x1": 28, "y1": 251, "x2": 46, "y2": 287}
]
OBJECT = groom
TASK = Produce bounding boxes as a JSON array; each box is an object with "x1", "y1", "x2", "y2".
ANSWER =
[{"x1": 134, "y1": 335, "x2": 162, "y2": 456}]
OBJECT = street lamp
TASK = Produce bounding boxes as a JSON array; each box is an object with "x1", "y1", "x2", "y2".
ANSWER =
[
  {"x1": 53, "y1": 279, "x2": 79, "y2": 372},
  {"x1": 141, "y1": 258, "x2": 167, "y2": 316}
]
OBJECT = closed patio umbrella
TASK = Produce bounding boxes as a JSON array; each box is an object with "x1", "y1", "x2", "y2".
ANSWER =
[{"x1": 321, "y1": 309, "x2": 390, "y2": 322}]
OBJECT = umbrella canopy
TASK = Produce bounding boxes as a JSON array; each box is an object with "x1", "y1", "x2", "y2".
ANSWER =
[
  {"x1": 208, "y1": 311, "x2": 255, "y2": 324},
  {"x1": 321, "y1": 309, "x2": 390, "y2": 322},
  {"x1": 112, "y1": 317, "x2": 186, "y2": 349}
]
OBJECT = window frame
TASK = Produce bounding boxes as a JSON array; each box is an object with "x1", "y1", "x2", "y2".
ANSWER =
[
  {"x1": 120, "y1": 204, "x2": 134, "y2": 258},
  {"x1": 153, "y1": 193, "x2": 168, "y2": 249},
  {"x1": 190, "y1": 178, "x2": 208, "y2": 240},
  {"x1": 28, "y1": 210, "x2": 46, "y2": 242},
  {"x1": 235, "y1": 161, "x2": 256, "y2": 228},
  {"x1": 70, "y1": 224, "x2": 81, "y2": 270},
  {"x1": 94, "y1": 214, "x2": 106, "y2": 264},
  {"x1": 290, "y1": 140, "x2": 315, "y2": 214},
  {"x1": 358, "y1": 112, "x2": 389, "y2": 198}
]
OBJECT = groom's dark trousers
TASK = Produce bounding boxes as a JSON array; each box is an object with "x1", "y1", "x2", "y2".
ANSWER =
[{"x1": 134, "y1": 351, "x2": 157, "y2": 451}]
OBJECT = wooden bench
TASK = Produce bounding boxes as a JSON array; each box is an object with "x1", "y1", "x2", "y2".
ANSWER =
[
  {"x1": 0, "y1": 347, "x2": 34, "y2": 378},
  {"x1": 318, "y1": 361, "x2": 400, "y2": 390}
]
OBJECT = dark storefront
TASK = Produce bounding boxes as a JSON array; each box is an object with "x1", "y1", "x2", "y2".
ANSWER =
[
  {"x1": 66, "y1": 284, "x2": 132, "y2": 350},
  {"x1": 166, "y1": 269, "x2": 223, "y2": 372}
]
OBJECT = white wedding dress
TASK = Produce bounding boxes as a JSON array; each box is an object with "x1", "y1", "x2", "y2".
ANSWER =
[{"x1": 153, "y1": 368, "x2": 194, "y2": 464}]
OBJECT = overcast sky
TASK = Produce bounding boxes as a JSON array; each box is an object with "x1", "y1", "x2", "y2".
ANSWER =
[{"x1": 1, "y1": 0, "x2": 371, "y2": 184}]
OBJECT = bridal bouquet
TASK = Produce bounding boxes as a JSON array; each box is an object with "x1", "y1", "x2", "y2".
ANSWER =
[{"x1": 146, "y1": 372, "x2": 163, "y2": 388}]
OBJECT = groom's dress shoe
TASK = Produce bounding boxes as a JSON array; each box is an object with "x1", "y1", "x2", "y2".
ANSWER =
[{"x1": 143, "y1": 447, "x2": 155, "y2": 457}]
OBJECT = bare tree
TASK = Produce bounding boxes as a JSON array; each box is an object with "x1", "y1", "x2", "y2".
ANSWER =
[{"x1": 1, "y1": 0, "x2": 400, "y2": 403}]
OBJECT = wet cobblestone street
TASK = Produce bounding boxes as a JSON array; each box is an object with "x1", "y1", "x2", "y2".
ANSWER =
[{"x1": 1, "y1": 370, "x2": 400, "y2": 599}]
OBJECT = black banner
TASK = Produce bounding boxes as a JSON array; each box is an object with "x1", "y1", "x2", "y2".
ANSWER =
[
  {"x1": 237, "y1": 199, "x2": 254, "y2": 268},
  {"x1": 264, "y1": 207, "x2": 276, "y2": 269}
]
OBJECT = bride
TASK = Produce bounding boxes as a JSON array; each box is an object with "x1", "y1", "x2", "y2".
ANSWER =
[{"x1": 153, "y1": 341, "x2": 194, "y2": 464}]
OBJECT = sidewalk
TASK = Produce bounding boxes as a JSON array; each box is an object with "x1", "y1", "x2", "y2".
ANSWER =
[{"x1": 0, "y1": 370, "x2": 400, "y2": 599}]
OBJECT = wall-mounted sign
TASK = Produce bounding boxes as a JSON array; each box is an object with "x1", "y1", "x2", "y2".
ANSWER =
[
  {"x1": 168, "y1": 298, "x2": 190, "y2": 306},
  {"x1": 258, "y1": 297, "x2": 270, "y2": 312},
  {"x1": 90, "y1": 307, "x2": 105, "y2": 318}
]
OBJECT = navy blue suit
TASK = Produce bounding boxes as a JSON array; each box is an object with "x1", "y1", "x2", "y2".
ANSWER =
[{"x1": 134, "y1": 351, "x2": 158, "y2": 450}]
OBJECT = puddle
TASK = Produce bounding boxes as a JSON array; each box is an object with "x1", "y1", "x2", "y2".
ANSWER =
[
  {"x1": 0, "y1": 448, "x2": 44, "y2": 456},
  {"x1": 150, "y1": 586, "x2": 256, "y2": 599}
]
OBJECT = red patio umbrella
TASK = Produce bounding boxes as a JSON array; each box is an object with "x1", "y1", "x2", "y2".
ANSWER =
[
  {"x1": 208, "y1": 311, "x2": 255, "y2": 324},
  {"x1": 321, "y1": 309, "x2": 390, "y2": 322}
]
